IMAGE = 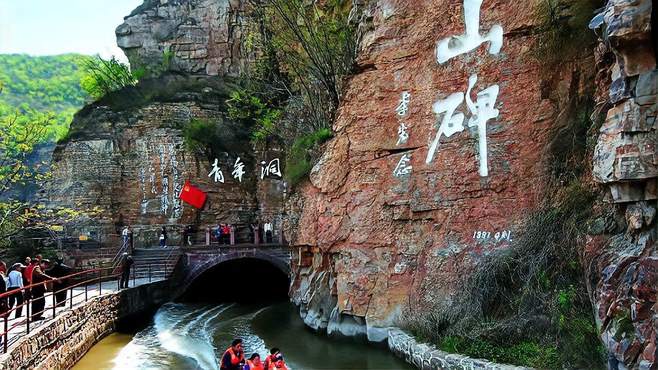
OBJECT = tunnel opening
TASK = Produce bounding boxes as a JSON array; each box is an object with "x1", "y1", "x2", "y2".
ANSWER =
[{"x1": 179, "y1": 258, "x2": 290, "y2": 303}]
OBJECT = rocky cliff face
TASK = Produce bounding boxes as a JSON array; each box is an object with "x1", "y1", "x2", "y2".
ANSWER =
[
  {"x1": 288, "y1": 3, "x2": 657, "y2": 367},
  {"x1": 586, "y1": 0, "x2": 657, "y2": 367},
  {"x1": 49, "y1": 0, "x2": 657, "y2": 366},
  {"x1": 287, "y1": 0, "x2": 599, "y2": 342},
  {"x1": 116, "y1": 0, "x2": 250, "y2": 76},
  {"x1": 50, "y1": 0, "x2": 288, "y2": 246}
]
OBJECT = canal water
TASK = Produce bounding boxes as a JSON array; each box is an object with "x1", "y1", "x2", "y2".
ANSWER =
[{"x1": 73, "y1": 302, "x2": 412, "y2": 370}]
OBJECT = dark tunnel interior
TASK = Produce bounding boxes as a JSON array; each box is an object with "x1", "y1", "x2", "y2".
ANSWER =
[{"x1": 179, "y1": 258, "x2": 290, "y2": 303}]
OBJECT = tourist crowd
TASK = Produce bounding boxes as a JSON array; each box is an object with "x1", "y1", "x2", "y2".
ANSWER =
[
  {"x1": 0, "y1": 255, "x2": 71, "y2": 321},
  {"x1": 221, "y1": 339, "x2": 289, "y2": 370},
  {"x1": 123, "y1": 221, "x2": 278, "y2": 249}
]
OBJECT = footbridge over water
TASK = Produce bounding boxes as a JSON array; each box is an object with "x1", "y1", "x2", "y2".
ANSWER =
[{"x1": 0, "y1": 243, "x2": 293, "y2": 367}]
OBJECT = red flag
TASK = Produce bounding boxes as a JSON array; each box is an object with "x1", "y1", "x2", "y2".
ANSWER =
[{"x1": 179, "y1": 181, "x2": 207, "y2": 209}]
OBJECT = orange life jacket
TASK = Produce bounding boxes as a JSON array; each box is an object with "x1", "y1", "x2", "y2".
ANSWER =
[
  {"x1": 246, "y1": 359, "x2": 265, "y2": 370},
  {"x1": 268, "y1": 360, "x2": 288, "y2": 370},
  {"x1": 263, "y1": 355, "x2": 273, "y2": 370}
]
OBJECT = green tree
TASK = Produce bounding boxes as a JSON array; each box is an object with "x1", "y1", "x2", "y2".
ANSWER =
[
  {"x1": 0, "y1": 54, "x2": 92, "y2": 140},
  {"x1": 0, "y1": 109, "x2": 98, "y2": 252},
  {"x1": 0, "y1": 111, "x2": 52, "y2": 249},
  {"x1": 247, "y1": 0, "x2": 355, "y2": 134}
]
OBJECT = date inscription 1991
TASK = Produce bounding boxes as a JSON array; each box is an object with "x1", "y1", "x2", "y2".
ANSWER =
[{"x1": 473, "y1": 230, "x2": 512, "y2": 242}]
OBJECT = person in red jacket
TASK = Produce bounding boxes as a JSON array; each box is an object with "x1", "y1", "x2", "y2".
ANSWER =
[
  {"x1": 220, "y1": 338, "x2": 245, "y2": 370},
  {"x1": 222, "y1": 224, "x2": 231, "y2": 244},
  {"x1": 268, "y1": 354, "x2": 288, "y2": 370},
  {"x1": 24, "y1": 257, "x2": 40, "y2": 285},
  {"x1": 263, "y1": 347, "x2": 279, "y2": 370}
]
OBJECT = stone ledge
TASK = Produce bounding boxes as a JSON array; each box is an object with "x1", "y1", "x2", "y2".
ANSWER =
[{"x1": 387, "y1": 328, "x2": 531, "y2": 370}]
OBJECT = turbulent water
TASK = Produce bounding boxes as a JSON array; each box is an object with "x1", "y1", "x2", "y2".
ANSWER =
[{"x1": 74, "y1": 302, "x2": 411, "y2": 370}]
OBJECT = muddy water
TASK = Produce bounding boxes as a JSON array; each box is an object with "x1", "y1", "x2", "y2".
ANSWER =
[{"x1": 73, "y1": 302, "x2": 412, "y2": 369}]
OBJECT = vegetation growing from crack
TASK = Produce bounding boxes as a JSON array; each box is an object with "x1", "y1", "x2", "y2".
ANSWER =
[
  {"x1": 224, "y1": 0, "x2": 354, "y2": 185},
  {"x1": 403, "y1": 181, "x2": 605, "y2": 368},
  {"x1": 533, "y1": 0, "x2": 603, "y2": 66},
  {"x1": 80, "y1": 56, "x2": 141, "y2": 100}
]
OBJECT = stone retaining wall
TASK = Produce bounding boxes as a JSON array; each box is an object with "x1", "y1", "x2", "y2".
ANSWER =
[
  {"x1": 0, "y1": 281, "x2": 170, "y2": 370},
  {"x1": 388, "y1": 328, "x2": 530, "y2": 370}
]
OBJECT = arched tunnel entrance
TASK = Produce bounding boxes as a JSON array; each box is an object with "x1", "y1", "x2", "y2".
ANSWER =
[{"x1": 179, "y1": 258, "x2": 290, "y2": 303}]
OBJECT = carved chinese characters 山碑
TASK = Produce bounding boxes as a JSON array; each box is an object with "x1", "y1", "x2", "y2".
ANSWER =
[
  {"x1": 423, "y1": 0, "x2": 503, "y2": 177},
  {"x1": 426, "y1": 74, "x2": 499, "y2": 177},
  {"x1": 436, "y1": 0, "x2": 503, "y2": 64}
]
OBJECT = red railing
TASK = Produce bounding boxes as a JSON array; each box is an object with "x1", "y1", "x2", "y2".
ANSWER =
[{"x1": 0, "y1": 261, "x2": 171, "y2": 353}]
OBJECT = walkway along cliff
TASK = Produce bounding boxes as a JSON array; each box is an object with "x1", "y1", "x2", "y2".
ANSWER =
[{"x1": 45, "y1": 0, "x2": 657, "y2": 368}]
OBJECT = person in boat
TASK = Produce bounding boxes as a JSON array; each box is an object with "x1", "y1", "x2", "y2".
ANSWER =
[
  {"x1": 243, "y1": 353, "x2": 264, "y2": 370},
  {"x1": 267, "y1": 353, "x2": 288, "y2": 370},
  {"x1": 263, "y1": 347, "x2": 280, "y2": 370},
  {"x1": 220, "y1": 338, "x2": 245, "y2": 370}
]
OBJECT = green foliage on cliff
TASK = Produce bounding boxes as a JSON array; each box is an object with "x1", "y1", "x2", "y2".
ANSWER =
[
  {"x1": 226, "y1": 90, "x2": 282, "y2": 142},
  {"x1": 0, "y1": 54, "x2": 92, "y2": 139},
  {"x1": 257, "y1": 0, "x2": 355, "y2": 126},
  {"x1": 534, "y1": 0, "x2": 603, "y2": 65},
  {"x1": 285, "y1": 128, "x2": 333, "y2": 185},
  {"x1": 225, "y1": 0, "x2": 355, "y2": 184},
  {"x1": 80, "y1": 56, "x2": 141, "y2": 100},
  {"x1": 182, "y1": 118, "x2": 223, "y2": 161},
  {"x1": 404, "y1": 183, "x2": 605, "y2": 369}
]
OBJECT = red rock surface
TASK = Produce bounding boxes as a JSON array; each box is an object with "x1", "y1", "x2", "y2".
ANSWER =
[{"x1": 288, "y1": 0, "x2": 593, "y2": 341}]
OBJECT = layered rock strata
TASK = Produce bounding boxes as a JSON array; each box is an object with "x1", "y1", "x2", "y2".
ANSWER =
[
  {"x1": 587, "y1": 0, "x2": 657, "y2": 367},
  {"x1": 116, "y1": 0, "x2": 250, "y2": 76},
  {"x1": 49, "y1": 75, "x2": 287, "y2": 246},
  {"x1": 50, "y1": 0, "x2": 287, "y2": 246}
]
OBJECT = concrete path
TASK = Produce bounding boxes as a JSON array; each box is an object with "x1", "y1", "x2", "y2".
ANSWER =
[{"x1": 2, "y1": 276, "x2": 165, "y2": 352}]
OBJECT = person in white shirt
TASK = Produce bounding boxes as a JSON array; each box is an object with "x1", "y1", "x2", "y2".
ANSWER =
[
  {"x1": 7, "y1": 263, "x2": 24, "y2": 318},
  {"x1": 264, "y1": 223, "x2": 273, "y2": 244},
  {"x1": 122, "y1": 226, "x2": 130, "y2": 247}
]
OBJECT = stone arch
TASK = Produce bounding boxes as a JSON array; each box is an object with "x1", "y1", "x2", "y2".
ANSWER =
[{"x1": 175, "y1": 248, "x2": 291, "y2": 298}]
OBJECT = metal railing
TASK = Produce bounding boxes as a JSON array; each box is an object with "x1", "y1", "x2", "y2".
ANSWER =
[
  {"x1": 110, "y1": 236, "x2": 132, "y2": 273},
  {"x1": 0, "y1": 261, "x2": 171, "y2": 353}
]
